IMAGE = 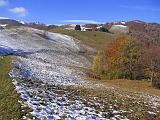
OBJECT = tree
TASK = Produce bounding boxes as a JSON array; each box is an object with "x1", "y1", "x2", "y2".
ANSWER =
[
  {"x1": 143, "y1": 47, "x2": 160, "y2": 88},
  {"x1": 99, "y1": 27, "x2": 108, "y2": 32},
  {"x1": 105, "y1": 36, "x2": 143, "y2": 80},
  {"x1": 92, "y1": 51, "x2": 104, "y2": 74},
  {"x1": 105, "y1": 36, "x2": 129, "y2": 79},
  {"x1": 91, "y1": 51, "x2": 104, "y2": 80},
  {"x1": 120, "y1": 39, "x2": 143, "y2": 80},
  {"x1": 75, "y1": 25, "x2": 81, "y2": 31}
]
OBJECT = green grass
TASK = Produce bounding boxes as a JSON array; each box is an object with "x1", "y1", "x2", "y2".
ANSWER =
[
  {"x1": 0, "y1": 56, "x2": 21, "y2": 120},
  {"x1": 5, "y1": 24, "x2": 22, "y2": 29},
  {"x1": 50, "y1": 28, "x2": 115, "y2": 50}
]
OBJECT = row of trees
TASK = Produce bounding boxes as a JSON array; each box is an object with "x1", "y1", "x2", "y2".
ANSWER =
[{"x1": 92, "y1": 36, "x2": 160, "y2": 88}]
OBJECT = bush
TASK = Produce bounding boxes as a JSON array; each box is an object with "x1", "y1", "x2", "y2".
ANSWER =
[
  {"x1": 92, "y1": 36, "x2": 144, "y2": 80},
  {"x1": 99, "y1": 27, "x2": 108, "y2": 32},
  {"x1": 75, "y1": 25, "x2": 81, "y2": 31},
  {"x1": 92, "y1": 51, "x2": 104, "y2": 75},
  {"x1": 91, "y1": 36, "x2": 160, "y2": 89}
]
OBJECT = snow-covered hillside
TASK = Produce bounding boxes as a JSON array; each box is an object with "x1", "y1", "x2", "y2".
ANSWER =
[
  {"x1": 0, "y1": 27, "x2": 91, "y2": 85},
  {"x1": 0, "y1": 26, "x2": 159, "y2": 120},
  {"x1": 0, "y1": 27, "x2": 108, "y2": 119},
  {"x1": 109, "y1": 24, "x2": 129, "y2": 33}
]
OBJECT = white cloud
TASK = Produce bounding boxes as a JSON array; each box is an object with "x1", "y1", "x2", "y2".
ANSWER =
[
  {"x1": 63, "y1": 20, "x2": 100, "y2": 24},
  {"x1": 9, "y1": 7, "x2": 28, "y2": 17},
  {"x1": 0, "y1": 0, "x2": 8, "y2": 7},
  {"x1": 0, "y1": 16, "x2": 9, "y2": 19}
]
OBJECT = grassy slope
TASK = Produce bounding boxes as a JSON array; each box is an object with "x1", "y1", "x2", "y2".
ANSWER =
[
  {"x1": 50, "y1": 28, "x2": 160, "y2": 95},
  {"x1": 102, "y1": 79, "x2": 160, "y2": 96},
  {"x1": 67, "y1": 83, "x2": 160, "y2": 120},
  {"x1": 50, "y1": 28, "x2": 115, "y2": 50},
  {"x1": 85, "y1": 78, "x2": 160, "y2": 97},
  {"x1": 0, "y1": 56, "x2": 21, "y2": 120},
  {"x1": 50, "y1": 28, "x2": 160, "y2": 119}
]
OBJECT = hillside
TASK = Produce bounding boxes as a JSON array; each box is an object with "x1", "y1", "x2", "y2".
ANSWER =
[
  {"x1": 104, "y1": 20, "x2": 160, "y2": 46},
  {"x1": 0, "y1": 23, "x2": 159, "y2": 119},
  {"x1": 0, "y1": 26, "x2": 106, "y2": 119},
  {"x1": 50, "y1": 28, "x2": 115, "y2": 50},
  {"x1": 0, "y1": 0, "x2": 159, "y2": 119},
  {"x1": 48, "y1": 25, "x2": 160, "y2": 119},
  {"x1": 0, "y1": 19, "x2": 23, "y2": 25}
]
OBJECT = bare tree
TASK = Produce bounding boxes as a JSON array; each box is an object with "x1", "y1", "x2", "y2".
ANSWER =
[{"x1": 144, "y1": 47, "x2": 160, "y2": 88}]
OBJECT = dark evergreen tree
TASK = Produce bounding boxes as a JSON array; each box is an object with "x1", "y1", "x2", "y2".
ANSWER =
[
  {"x1": 99, "y1": 27, "x2": 108, "y2": 32},
  {"x1": 75, "y1": 25, "x2": 81, "y2": 31}
]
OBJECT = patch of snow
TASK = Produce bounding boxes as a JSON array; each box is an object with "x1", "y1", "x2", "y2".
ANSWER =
[
  {"x1": 112, "y1": 24, "x2": 127, "y2": 28},
  {"x1": 148, "y1": 111, "x2": 156, "y2": 115},
  {"x1": 17, "y1": 20, "x2": 25, "y2": 24},
  {"x1": 121, "y1": 22, "x2": 125, "y2": 24},
  {"x1": 0, "y1": 24, "x2": 7, "y2": 27},
  {"x1": 133, "y1": 20, "x2": 144, "y2": 23},
  {"x1": 109, "y1": 24, "x2": 129, "y2": 33}
]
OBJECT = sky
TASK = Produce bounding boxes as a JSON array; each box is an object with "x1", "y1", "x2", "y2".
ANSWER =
[{"x1": 0, "y1": 0, "x2": 160, "y2": 24}]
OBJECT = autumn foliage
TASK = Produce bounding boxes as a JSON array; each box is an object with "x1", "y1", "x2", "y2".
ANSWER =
[
  {"x1": 104, "y1": 36, "x2": 143, "y2": 79},
  {"x1": 91, "y1": 36, "x2": 160, "y2": 88},
  {"x1": 105, "y1": 36, "x2": 128, "y2": 67}
]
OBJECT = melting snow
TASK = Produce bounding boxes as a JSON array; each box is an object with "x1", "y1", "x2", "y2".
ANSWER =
[{"x1": 1, "y1": 26, "x2": 159, "y2": 120}]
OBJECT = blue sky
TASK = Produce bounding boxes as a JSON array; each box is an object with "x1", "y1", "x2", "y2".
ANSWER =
[{"x1": 0, "y1": 0, "x2": 160, "y2": 24}]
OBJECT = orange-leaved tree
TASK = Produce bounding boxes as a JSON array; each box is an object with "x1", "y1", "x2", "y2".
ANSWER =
[{"x1": 105, "y1": 36, "x2": 143, "y2": 79}]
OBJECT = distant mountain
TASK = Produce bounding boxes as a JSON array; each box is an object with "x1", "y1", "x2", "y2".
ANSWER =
[
  {"x1": 104, "y1": 20, "x2": 160, "y2": 46},
  {"x1": 0, "y1": 19, "x2": 23, "y2": 26},
  {"x1": 26, "y1": 22, "x2": 58, "y2": 30},
  {"x1": 0, "y1": 19, "x2": 58, "y2": 30},
  {"x1": 126, "y1": 20, "x2": 160, "y2": 46}
]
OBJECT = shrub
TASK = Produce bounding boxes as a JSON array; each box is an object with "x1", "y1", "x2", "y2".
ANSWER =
[
  {"x1": 99, "y1": 27, "x2": 108, "y2": 32},
  {"x1": 91, "y1": 36, "x2": 160, "y2": 89},
  {"x1": 92, "y1": 36, "x2": 143, "y2": 80},
  {"x1": 92, "y1": 51, "x2": 104, "y2": 75},
  {"x1": 75, "y1": 25, "x2": 81, "y2": 31}
]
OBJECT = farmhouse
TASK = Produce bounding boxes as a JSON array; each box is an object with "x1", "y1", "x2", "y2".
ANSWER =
[{"x1": 81, "y1": 27, "x2": 93, "y2": 31}]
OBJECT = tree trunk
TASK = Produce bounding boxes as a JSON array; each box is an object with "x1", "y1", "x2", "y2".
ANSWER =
[
  {"x1": 150, "y1": 69, "x2": 154, "y2": 81},
  {"x1": 152, "y1": 78, "x2": 160, "y2": 89}
]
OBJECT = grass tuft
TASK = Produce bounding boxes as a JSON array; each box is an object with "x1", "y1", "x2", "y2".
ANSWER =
[{"x1": 0, "y1": 56, "x2": 21, "y2": 120}]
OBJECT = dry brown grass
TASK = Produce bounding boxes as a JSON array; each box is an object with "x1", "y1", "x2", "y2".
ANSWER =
[
  {"x1": 66, "y1": 79, "x2": 160, "y2": 120},
  {"x1": 85, "y1": 78, "x2": 160, "y2": 97}
]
